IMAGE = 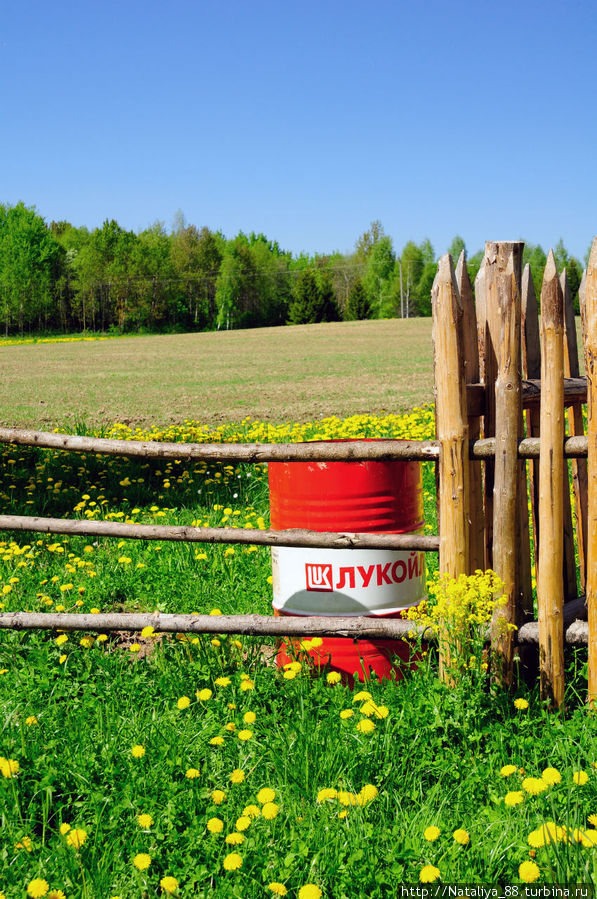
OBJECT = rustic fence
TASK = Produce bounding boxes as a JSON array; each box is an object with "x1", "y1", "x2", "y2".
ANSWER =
[{"x1": 0, "y1": 238, "x2": 596, "y2": 709}]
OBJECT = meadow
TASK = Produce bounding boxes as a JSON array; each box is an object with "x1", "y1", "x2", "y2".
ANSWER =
[{"x1": 0, "y1": 324, "x2": 596, "y2": 896}]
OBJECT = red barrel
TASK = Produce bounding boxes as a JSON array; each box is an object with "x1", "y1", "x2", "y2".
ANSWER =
[{"x1": 268, "y1": 441, "x2": 425, "y2": 683}]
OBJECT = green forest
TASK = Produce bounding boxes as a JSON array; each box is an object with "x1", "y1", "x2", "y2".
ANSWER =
[{"x1": 0, "y1": 203, "x2": 587, "y2": 336}]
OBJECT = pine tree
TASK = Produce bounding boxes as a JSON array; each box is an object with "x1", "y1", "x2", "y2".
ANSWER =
[{"x1": 345, "y1": 279, "x2": 371, "y2": 320}]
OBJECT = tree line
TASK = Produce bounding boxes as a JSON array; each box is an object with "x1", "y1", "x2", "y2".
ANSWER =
[{"x1": 0, "y1": 204, "x2": 586, "y2": 336}]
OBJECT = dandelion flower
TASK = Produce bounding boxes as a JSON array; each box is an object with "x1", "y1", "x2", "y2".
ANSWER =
[
  {"x1": 129, "y1": 643, "x2": 141, "y2": 653},
  {"x1": 141, "y1": 626, "x2": 156, "y2": 638},
  {"x1": 257, "y1": 787, "x2": 276, "y2": 804},
  {"x1": 133, "y1": 852, "x2": 152, "y2": 870},
  {"x1": 504, "y1": 791, "x2": 524, "y2": 807},
  {"x1": 242, "y1": 804, "x2": 260, "y2": 818},
  {"x1": 207, "y1": 818, "x2": 224, "y2": 834},
  {"x1": 353, "y1": 691, "x2": 372, "y2": 702},
  {"x1": 542, "y1": 767, "x2": 561, "y2": 785},
  {"x1": 453, "y1": 828, "x2": 470, "y2": 845},
  {"x1": 137, "y1": 813, "x2": 153, "y2": 828},
  {"x1": 223, "y1": 852, "x2": 242, "y2": 871},
  {"x1": 55, "y1": 634, "x2": 68, "y2": 646},
  {"x1": 48, "y1": 891, "x2": 66, "y2": 899},
  {"x1": 419, "y1": 865, "x2": 440, "y2": 883},
  {"x1": 240, "y1": 679, "x2": 254, "y2": 691},
  {"x1": 238, "y1": 729, "x2": 253, "y2": 741},
  {"x1": 359, "y1": 784, "x2": 379, "y2": 802},
  {"x1": 574, "y1": 770, "x2": 589, "y2": 785},
  {"x1": 131, "y1": 744, "x2": 145, "y2": 758},
  {"x1": 316, "y1": 787, "x2": 337, "y2": 802},
  {"x1": 356, "y1": 719, "x2": 375, "y2": 734},
  {"x1": 268, "y1": 884, "x2": 288, "y2": 896},
  {"x1": 262, "y1": 802, "x2": 279, "y2": 820},
  {"x1": 236, "y1": 815, "x2": 251, "y2": 831},
  {"x1": 185, "y1": 767, "x2": 200, "y2": 779},
  {"x1": 588, "y1": 813, "x2": 597, "y2": 827},
  {"x1": 211, "y1": 789, "x2": 226, "y2": 804},
  {"x1": 225, "y1": 832, "x2": 245, "y2": 845},
  {"x1": 514, "y1": 698, "x2": 529, "y2": 710},
  {"x1": 298, "y1": 886, "x2": 322, "y2": 899},
  {"x1": 59, "y1": 822, "x2": 71, "y2": 835},
  {"x1": 243, "y1": 711, "x2": 256, "y2": 724},
  {"x1": 25, "y1": 715, "x2": 38, "y2": 726},
  {"x1": 196, "y1": 688, "x2": 212, "y2": 701},
  {"x1": 521, "y1": 777, "x2": 548, "y2": 795},
  {"x1": 66, "y1": 827, "x2": 87, "y2": 849},
  {"x1": 160, "y1": 877, "x2": 179, "y2": 894},
  {"x1": 177, "y1": 696, "x2": 190, "y2": 710},
  {"x1": 27, "y1": 881, "x2": 49, "y2": 898},
  {"x1": 230, "y1": 769, "x2": 245, "y2": 784},
  {"x1": 500, "y1": 764, "x2": 518, "y2": 777},
  {"x1": 327, "y1": 672, "x2": 341, "y2": 684},
  {"x1": 519, "y1": 860, "x2": 540, "y2": 883},
  {"x1": 0, "y1": 757, "x2": 19, "y2": 778},
  {"x1": 340, "y1": 709, "x2": 354, "y2": 719},
  {"x1": 424, "y1": 825, "x2": 440, "y2": 842}
]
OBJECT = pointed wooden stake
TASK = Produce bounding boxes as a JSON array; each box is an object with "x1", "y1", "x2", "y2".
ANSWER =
[
  {"x1": 432, "y1": 255, "x2": 470, "y2": 580},
  {"x1": 585, "y1": 239, "x2": 597, "y2": 704},
  {"x1": 562, "y1": 269, "x2": 588, "y2": 594},
  {"x1": 485, "y1": 241, "x2": 524, "y2": 687},
  {"x1": 456, "y1": 250, "x2": 484, "y2": 574},
  {"x1": 537, "y1": 250, "x2": 565, "y2": 709},
  {"x1": 522, "y1": 265, "x2": 541, "y2": 576}
]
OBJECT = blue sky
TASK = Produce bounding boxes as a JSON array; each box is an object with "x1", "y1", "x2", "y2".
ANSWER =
[{"x1": 1, "y1": 0, "x2": 595, "y2": 260}]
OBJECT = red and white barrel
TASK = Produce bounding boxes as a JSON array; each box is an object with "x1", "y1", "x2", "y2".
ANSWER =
[{"x1": 268, "y1": 441, "x2": 425, "y2": 682}]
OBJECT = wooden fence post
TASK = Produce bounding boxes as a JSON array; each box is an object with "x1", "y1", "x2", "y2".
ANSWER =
[
  {"x1": 455, "y1": 250, "x2": 484, "y2": 574},
  {"x1": 585, "y1": 239, "x2": 597, "y2": 704},
  {"x1": 538, "y1": 251, "x2": 565, "y2": 709},
  {"x1": 562, "y1": 269, "x2": 589, "y2": 594},
  {"x1": 522, "y1": 265, "x2": 541, "y2": 574},
  {"x1": 485, "y1": 241, "x2": 525, "y2": 687},
  {"x1": 432, "y1": 254, "x2": 470, "y2": 581}
]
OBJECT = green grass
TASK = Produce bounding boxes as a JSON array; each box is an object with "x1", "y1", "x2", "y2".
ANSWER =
[{"x1": 0, "y1": 407, "x2": 596, "y2": 895}]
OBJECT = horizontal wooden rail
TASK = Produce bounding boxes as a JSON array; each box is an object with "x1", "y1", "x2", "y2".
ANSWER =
[
  {"x1": 466, "y1": 377, "x2": 587, "y2": 418},
  {"x1": 0, "y1": 514, "x2": 440, "y2": 551},
  {"x1": 0, "y1": 428, "x2": 589, "y2": 463},
  {"x1": 0, "y1": 611, "x2": 430, "y2": 640},
  {"x1": 0, "y1": 430, "x2": 440, "y2": 462}
]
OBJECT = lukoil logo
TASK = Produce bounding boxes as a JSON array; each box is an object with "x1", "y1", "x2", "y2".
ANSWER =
[{"x1": 305, "y1": 563, "x2": 333, "y2": 591}]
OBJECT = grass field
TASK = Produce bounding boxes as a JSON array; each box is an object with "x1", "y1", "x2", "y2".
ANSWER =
[
  {"x1": 0, "y1": 319, "x2": 433, "y2": 430},
  {"x1": 0, "y1": 322, "x2": 595, "y2": 895}
]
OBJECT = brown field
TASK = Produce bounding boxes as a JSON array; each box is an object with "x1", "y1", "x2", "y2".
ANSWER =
[{"x1": 0, "y1": 318, "x2": 434, "y2": 430}]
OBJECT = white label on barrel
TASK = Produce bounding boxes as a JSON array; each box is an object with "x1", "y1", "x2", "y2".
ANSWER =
[{"x1": 271, "y1": 546, "x2": 426, "y2": 616}]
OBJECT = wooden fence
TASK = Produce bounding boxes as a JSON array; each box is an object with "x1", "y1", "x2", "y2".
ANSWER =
[{"x1": 0, "y1": 238, "x2": 596, "y2": 708}]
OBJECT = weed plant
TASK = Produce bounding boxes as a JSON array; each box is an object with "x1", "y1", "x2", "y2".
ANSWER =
[{"x1": 0, "y1": 406, "x2": 596, "y2": 896}]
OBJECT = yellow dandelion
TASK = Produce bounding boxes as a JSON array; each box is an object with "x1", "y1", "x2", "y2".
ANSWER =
[
  {"x1": 419, "y1": 865, "x2": 440, "y2": 883},
  {"x1": 353, "y1": 690, "x2": 372, "y2": 702},
  {"x1": 268, "y1": 884, "x2": 288, "y2": 896},
  {"x1": 262, "y1": 802, "x2": 280, "y2": 820},
  {"x1": 230, "y1": 768, "x2": 245, "y2": 784},
  {"x1": 298, "y1": 887, "x2": 322, "y2": 899},
  {"x1": 316, "y1": 787, "x2": 338, "y2": 802},
  {"x1": 177, "y1": 696, "x2": 191, "y2": 710},
  {"x1": 215, "y1": 676, "x2": 231, "y2": 686},
  {"x1": 196, "y1": 688, "x2": 212, "y2": 701},
  {"x1": 211, "y1": 789, "x2": 226, "y2": 804},
  {"x1": 223, "y1": 852, "x2": 242, "y2": 871},
  {"x1": 238, "y1": 729, "x2": 253, "y2": 741},
  {"x1": 66, "y1": 827, "x2": 87, "y2": 849},
  {"x1": 25, "y1": 715, "x2": 38, "y2": 726},
  {"x1": 133, "y1": 852, "x2": 151, "y2": 870},
  {"x1": 521, "y1": 777, "x2": 548, "y2": 795},
  {"x1": 453, "y1": 828, "x2": 470, "y2": 845},
  {"x1": 209, "y1": 736, "x2": 224, "y2": 746},
  {"x1": 59, "y1": 822, "x2": 71, "y2": 834},
  {"x1": 236, "y1": 815, "x2": 251, "y2": 831},
  {"x1": 514, "y1": 698, "x2": 529, "y2": 710},
  {"x1": 242, "y1": 804, "x2": 260, "y2": 818},
  {"x1": 356, "y1": 718, "x2": 375, "y2": 734},
  {"x1": 519, "y1": 860, "x2": 540, "y2": 883},
  {"x1": 424, "y1": 825, "x2": 440, "y2": 842},
  {"x1": 185, "y1": 767, "x2": 200, "y2": 779},
  {"x1": 27, "y1": 881, "x2": 49, "y2": 899},
  {"x1": 243, "y1": 711, "x2": 256, "y2": 724},
  {"x1": 542, "y1": 767, "x2": 561, "y2": 785},
  {"x1": 574, "y1": 770, "x2": 589, "y2": 785},
  {"x1": 326, "y1": 671, "x2": 341, "y2": 684},
  {"x1": 137, "y1": 813, "x2": 153, "y2": 828},
  {"x1": 160, "y1": 876, "x2": 179, "y2": 894},
  {"x1": 225, "y1": 831, "x2": 245, "y2": 845},
  {"x1": 504, "y1": 791, "x2": 524, "y2": 807},
  {"x1": 359, "y1": 784, "x2": 379, "y2": 802},
  {"x1": 257, "y1": 787, "x2": 276, "y2": 804},
  {"x1": 340, "y1": 709, "x2": 354, "y2": 719},
  {"x1": 207, "y1": 817, "x2": 224, "y2": 834},
  {"x1": 131, "y1": 744, "x2": 145, "y2": 758}
]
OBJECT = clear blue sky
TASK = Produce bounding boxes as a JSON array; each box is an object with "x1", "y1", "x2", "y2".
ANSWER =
[{"x1": 2, "y1": 0, "x2": 595, "y2": 260}]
